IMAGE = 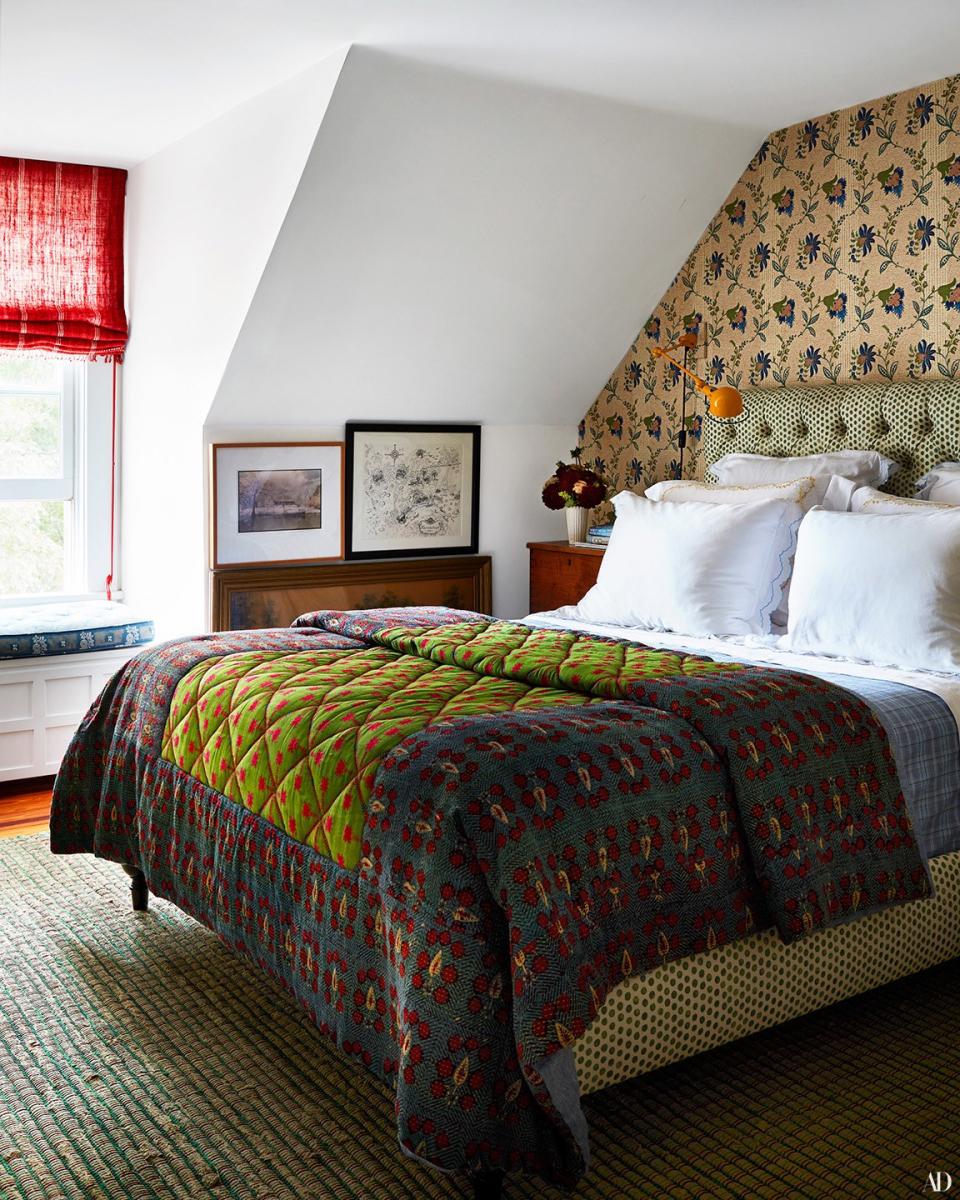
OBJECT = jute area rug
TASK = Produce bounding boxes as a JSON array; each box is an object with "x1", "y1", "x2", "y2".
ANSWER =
[{"x1": 1, "y1": 834, "x2": 958, "y2": 1199}]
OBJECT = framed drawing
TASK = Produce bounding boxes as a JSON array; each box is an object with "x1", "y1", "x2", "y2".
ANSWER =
[
  {"x1": 345, "y1": 422, "x2": 480, "y2": 559},
  {"x1": 211, "y1": 442, "x2": 344, "y2": 569},
  {"x1": 210, "y1": 557, "x2": 492, "y2": 631}
]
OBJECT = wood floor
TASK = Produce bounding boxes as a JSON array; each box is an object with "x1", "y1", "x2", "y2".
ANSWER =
[{"x1": 0, "y1": 778, "x2": 53, "y2": 838}]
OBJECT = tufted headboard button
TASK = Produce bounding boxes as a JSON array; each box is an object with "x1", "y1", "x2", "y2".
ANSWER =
[{"x1": 701, "y1": 382, "x2": 960, "y2": 502}]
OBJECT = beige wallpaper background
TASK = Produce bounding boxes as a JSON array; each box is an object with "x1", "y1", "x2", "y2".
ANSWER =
[{"x1": 580, "y1": 73, "x2": 960, "y2": 507}]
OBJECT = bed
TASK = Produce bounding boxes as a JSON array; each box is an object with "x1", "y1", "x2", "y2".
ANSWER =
[
  {"x1": 571, "y1": 377, "x2": 960, "y2": 1093},
  {"x1": 49, "y1": 382, "x2": 960, "y2": 1197}
]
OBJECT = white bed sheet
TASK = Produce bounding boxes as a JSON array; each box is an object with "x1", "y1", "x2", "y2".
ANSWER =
[{"x1": 523, "y1": 607, "x2": 960, "y2": 729}]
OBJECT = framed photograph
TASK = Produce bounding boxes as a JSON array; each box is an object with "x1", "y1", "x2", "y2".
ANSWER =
[
  {"x1": 211, "y1": 442, "x2": 344, "y2": 568},
  {"x1": 210, "y1": 557, "x2": 492, "y2": 631},
  {"x1": 345, "y1": 422, "x2": 480, "y2": 559}
]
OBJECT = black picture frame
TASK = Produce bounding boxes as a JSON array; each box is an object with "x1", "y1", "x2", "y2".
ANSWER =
[{"x1": 345, "y1": 421, "x2": 481, "y2": 560}]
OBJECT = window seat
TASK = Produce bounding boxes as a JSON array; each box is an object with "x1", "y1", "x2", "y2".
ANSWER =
[
  {"x1": 0, "y1": 603, "x2": 154, "y2": 781},
  {"x1": 0, "y1": 601, "x2": 154, "y2": 661}
]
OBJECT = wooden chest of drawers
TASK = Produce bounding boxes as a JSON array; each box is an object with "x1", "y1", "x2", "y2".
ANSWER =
[{"x1": 527, "y1": 540, "x2": 604, "y2": 612}]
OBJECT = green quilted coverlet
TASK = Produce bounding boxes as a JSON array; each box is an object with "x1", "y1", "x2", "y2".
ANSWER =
[{"x1": 161, "y1": 625, "x2": 743, "y2": 868}]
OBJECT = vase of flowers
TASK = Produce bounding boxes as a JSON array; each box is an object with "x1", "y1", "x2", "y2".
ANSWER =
[
  {"x1": 564, "y1": 505, "x2": 590, "y2": 544},
  {"x1": 541, "y1": 450, "x2": 608, "y2": 545}
]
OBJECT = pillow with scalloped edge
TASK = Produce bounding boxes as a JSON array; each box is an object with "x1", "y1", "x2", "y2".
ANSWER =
[
  {"x1": 645, "y1": 475, "x2": 854, "y2": 512},
  {"x1": 709, "y1": 448, "x2": 898, "y2": 508},
  {"x1": 916, "y1": 462, "x2": 960, "y2": 504},
  {"x1": 851, "y1": 485, "x2": 958, "y2": 514},
  {"x1": 575, "y1": 490, "x2": 802, "y2": 637}
]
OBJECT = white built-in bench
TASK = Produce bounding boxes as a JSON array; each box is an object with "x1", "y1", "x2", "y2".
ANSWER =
[{"x1": 0, "y1": 602, "x2": 154, "y2": 782}]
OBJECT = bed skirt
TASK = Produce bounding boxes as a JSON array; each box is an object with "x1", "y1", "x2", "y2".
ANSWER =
[{"x1": 574, "y1": 850, "x2": 960, "y2": 1094}]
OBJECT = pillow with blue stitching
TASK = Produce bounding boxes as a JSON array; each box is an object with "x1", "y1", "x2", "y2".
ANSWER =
[{"x1": 575, "y1": 491, "x2": 802, "y2": 637}]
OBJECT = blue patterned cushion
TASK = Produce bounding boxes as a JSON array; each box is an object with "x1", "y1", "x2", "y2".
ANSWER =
[{"x1": 0, "y1": 601, "x2": 154, "y2": 661}]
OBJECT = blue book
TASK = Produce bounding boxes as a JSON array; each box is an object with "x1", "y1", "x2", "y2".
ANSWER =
[{"x1": 589, "y1": 524, "x2": 614, "y2": 536}]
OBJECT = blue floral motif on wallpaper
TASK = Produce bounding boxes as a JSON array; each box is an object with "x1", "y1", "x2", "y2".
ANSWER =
[
  {"x1": 937, "y1": 154, "x2": 960, "y2": 185},
  {"x1": 879, "y1": 285, "x2": 905, "y2": 316},
  {"x1": 823, "y1": 175, "x2": 846, "y2": 206},
  {"x1": 938, "y1": 280, "x2": 960, "y2": 311},
  {"x1": 878, "y1": 165, "x2": 904, "y2": 196},
  {"x1": 773, "y1": 187, "x2": 794, "y2": 216},
  {"x1": 773, "y1": 298, "x2": 795, "y2": 326},
  {"x1": 582, "y1": 73, "x2": 960, "y2": 499},
  {"x1": 749, "y1": 242, "x2": 770, "y2": 275},
  {"x1": 800, "y1": 121, "x2": 820, "y2": 153},
  {"x1": 824, "y1": 291, "x2": 847, "y2": 321},
  {"x1": 915, "y1": 340, "x2": 937, "y2": 373},
  {"x1": 802, "y1": 345, "x2": 822, "y2": 378},
  {"x1": 850, "y1": 106, "x2": 875, "y2": 143},
  {"x1": 854, "y1": 342, "x2": 877, "y2": 376},
  {"x1": 800, "y1": 232, "x2": 821, "y2": 265},
  {"x1": 910, "y1": 217, "x2": 936, "y2": 254}
]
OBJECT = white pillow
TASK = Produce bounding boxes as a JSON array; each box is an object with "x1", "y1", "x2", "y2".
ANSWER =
[
  {"x1": 786, "y1": 507, "x2": 960, "y2": 672},
  {"x1": 916, "y1": 462, "x2": 960, "y2": 504},
  {"x1": 710, "y1": 448, "x2": 898, "y2": 508},
  {"x1": 645, "y1": 477, "x2": 819, "y2": 509},
  {"x1": 643, "y1": 477, "x2": 819, "y2": 629},
  {"x1": 850, "y1": 486, "x2": 957, "y2": 514},
  {"x1": 574, "y1": 491, "x2": 802, "y2": 636}
]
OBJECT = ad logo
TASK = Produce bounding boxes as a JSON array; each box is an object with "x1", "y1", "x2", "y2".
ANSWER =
[{"x1": 925, "y1": 1173, "x2": 953, "y2": 1194}]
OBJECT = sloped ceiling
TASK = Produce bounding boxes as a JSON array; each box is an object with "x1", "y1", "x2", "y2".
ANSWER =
[
  {"x1": 4, "y1": 1, "x2": 960, "y2": 165},
  {"x1": 119, "y1": 51, "x2": 348, "y2": 637},
  {"x1": 209, "y1": 47, "x2": 760, "y2": 427}
]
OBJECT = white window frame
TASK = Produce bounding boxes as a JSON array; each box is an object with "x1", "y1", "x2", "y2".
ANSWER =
[{"x1": 0, "y1": 359, "x2": 116, "y2": 607}]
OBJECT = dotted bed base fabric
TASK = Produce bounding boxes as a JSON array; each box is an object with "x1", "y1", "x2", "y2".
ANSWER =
[{"x1": 574, "y1": 850, "x2": 960, "y2": 1094}]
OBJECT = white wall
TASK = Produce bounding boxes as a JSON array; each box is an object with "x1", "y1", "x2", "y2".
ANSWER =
[
  {"x1": 201, "y1": 49, "x2": 756, "y2": 626},
  {"x1": 478, "y1": 425, "x2": 576, "y2": 616},
  {"x1": 124, "y1": 45, "x2": 757, "y2": 636},
  {"x1": 210, "y1": 48, "x2": 760, "y2": 428},
  {"x1": 121, "y1": 51, "x2": 347, "y2": 639},
  {"x1": 204, "y1": 421, "x2": 576, "y2": 619}
]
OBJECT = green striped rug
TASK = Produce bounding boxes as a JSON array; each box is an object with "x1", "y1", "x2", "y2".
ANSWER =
[{"x1": 1, "y1": 834, "x2": 958, "y2": 1199}]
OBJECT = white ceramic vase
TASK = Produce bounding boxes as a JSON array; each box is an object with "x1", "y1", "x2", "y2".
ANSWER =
[{"x1": 565, "y1": 506, "x2": 590, "y2": 545}]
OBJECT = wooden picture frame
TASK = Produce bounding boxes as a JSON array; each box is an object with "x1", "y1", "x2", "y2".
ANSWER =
[
  {"x1": 211, "y1": 441, "x2": 345, "y2": 569},
  {"x1": 210, "y1": 556, "x2": 492, "y2": 632},
  {"x1": 345, "y1": 422, "x2": 481, "y2": 560}
]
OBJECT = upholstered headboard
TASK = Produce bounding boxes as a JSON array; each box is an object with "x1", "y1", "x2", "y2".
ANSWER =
[{"x1": 703, "y1": 380, "x2": 960, "y2": 498}]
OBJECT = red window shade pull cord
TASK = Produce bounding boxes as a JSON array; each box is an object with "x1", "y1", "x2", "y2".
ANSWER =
[{"x1": 105, "y1": 358, "x2": 117, "y2": 601}]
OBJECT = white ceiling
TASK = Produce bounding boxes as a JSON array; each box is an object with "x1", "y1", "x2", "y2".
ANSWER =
[{"x1": 2, "y1": 0, "x2": 960, "y2": 166}]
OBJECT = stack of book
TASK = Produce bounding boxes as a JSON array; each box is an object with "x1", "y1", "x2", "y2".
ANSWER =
[{"x1": 586, "y1": 523, "x2": 613, "y2": 546}]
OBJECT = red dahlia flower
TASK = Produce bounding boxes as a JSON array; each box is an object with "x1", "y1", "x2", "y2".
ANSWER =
[{"x1": 542, "y1": 452, "x2": 608, "y2": 510}]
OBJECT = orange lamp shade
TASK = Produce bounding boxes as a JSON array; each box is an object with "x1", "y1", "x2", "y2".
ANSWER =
[{"x1": 707, "y1": 385, "x2": 743, "y2": 419}]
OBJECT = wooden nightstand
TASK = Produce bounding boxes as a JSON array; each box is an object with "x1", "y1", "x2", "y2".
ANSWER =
[{"x1": 527, "y1": 541, "x2": 604, "y2": 612}]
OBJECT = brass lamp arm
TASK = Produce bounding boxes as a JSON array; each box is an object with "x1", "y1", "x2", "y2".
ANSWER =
[
  {"x1": 649, "y1": 345, "x2": 711, "y2": 397},
  {"x1": 648, "y1": 344, "x2": 744, "y2": 420}
]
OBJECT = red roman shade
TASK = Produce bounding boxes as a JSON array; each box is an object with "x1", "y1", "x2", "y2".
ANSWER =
[{"x1": 0, "y1": 156, "x2": 128, "y2": 360}]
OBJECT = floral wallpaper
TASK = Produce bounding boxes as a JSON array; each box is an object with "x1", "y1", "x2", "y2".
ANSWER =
[{"x1": 581, "y1": 73, "x2": 960, "y2": 503}]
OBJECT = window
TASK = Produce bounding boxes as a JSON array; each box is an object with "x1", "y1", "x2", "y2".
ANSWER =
[{"x1": 0, "y1": 354, "x2": 113, "y2": 602}]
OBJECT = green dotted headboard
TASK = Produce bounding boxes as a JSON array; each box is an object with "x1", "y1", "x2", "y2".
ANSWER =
[{"x1": 703, "y1": 380, "x2": 960, "y2": 498}]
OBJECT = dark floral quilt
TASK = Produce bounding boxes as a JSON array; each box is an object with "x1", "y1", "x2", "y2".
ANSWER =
[{"x1": 50, "y1": 608, "x2": 931, "y2": 1185}]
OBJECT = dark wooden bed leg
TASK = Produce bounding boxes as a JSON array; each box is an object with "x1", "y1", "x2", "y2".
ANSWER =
[
  {"x1": 122, "y1": 865, "x2": 148, "y2": 911},
  {"x1": 472, "y1": 1171, "x2": 504, "y2": 1200}
]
